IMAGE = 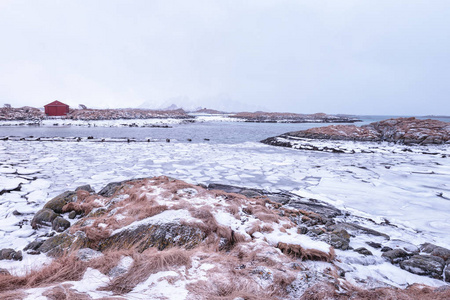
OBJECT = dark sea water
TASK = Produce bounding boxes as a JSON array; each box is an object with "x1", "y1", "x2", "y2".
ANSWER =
[{"x1": 0, "y1": 115, "x2": 447, "y2": 144}]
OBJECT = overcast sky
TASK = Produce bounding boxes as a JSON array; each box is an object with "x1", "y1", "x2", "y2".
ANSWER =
[{"x1": 0, "y1": 0, "x2": 449, "y2": 115}]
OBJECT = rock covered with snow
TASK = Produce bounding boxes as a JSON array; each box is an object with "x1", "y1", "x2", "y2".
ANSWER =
[
  {"x1": 0, "y1": 106, "x2": 44, "y2": 121},
  {"x1": 66, "y1": 108, "x2": 190, "y2": 120},
  {"x1": 2, "y1": 176, "x2": 450, "y2": 299},
  {"x1": 262, "y1": 117, "x2": 450, "y2": 148},
  {"x1": 230, "y1": 111, "x2": 361, "y2": 123}
]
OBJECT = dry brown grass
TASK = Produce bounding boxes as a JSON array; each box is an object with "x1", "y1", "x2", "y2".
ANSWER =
[
  {"x1": 277, "y1": 242, "x2": 334, "y2": 262},
  {"x1": 301, "y1": 282, "x2": 450, "y2": 300},
  {"x1": 42, "y1": 284, "x2": 92, "y2": 300},
  {"x1": 246, "y1": 222, "x2": 263, "y2": 236},
  {"x1": 62, "y1": 194, "x2": 104, "y2": 215},
  {"x1": 188, "y1": 279, "x2": 267, "y2": 300},
  {"x1": 0, "y1": 254, "x2": 88, "y2": 294},
  {"x1": 226, "y1": 204, "x2": 240, "y2": 218},
  {"x1": 124, "y1": 204, "x2": 168, "y2": 220},
  {"x1": 86, "y1": 250, "x2": 134, "y2": 275},
  {"x1": 261, "y1": 224, "x2": 275, "y2": 233},
  {"x1": 187, "y1": 261, "x2": 295, "y2": 300},
  {"x1": 0, "y1": 290, "x2": 27, "y2": 300},
  {"x1": 254, "y1": 212, "x2": 280, "y2": 223},
  {"x1": 105, "y1": 247, "x2": 191, "y2": 294}
]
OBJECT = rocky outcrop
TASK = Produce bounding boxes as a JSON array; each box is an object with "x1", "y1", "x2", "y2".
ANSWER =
[
  {"x1": 262, "y1": 117, "x2": 450, "y2": 147},
  {"x1": 43, "y1": 191, "x2": 77, "y2": 213},
  {"x1": 97, "y1": 223, "x2": 206, "y2": 252},
  {"x1": 400, "y1": 255, "x2": 445, "y2": 279},
  {"x1": 66, "y1": 108, "x2": 189, "y2": 120},
  {"x1": 421, "y1": 243, "x2": 450, "y2": 261},
  {"x1": 0, "y1": 106, "x2": 44, "y2": 121},
  {"x1": 18, "y1": 176, "x2": 450, "y2": 299},
  {"x1": 382, "y1": 249, "x2": 410, "y2": 264},
  {"x1": 230, "y1": 111, "x2": 361, "y2": 123}
]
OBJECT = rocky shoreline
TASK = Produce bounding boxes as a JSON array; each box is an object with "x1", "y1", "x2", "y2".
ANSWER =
[
  {"x1": 263, "y1": 118, "x2": 450, "y2": 145},
  {"x1": 1, "y1": 105, "x2": 361, "y2": 124},
  {"x1": 1, "y1": 176, "x2": 449, "y2": 299},
  {"x1": 261, "y1": 118, "x2": 450, "y2": 155},
  {"x1": 230, "y1": 112, "x2": 361, "y2": 123}
]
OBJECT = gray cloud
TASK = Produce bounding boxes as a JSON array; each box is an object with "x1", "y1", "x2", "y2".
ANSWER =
[{"x1": 1, "y1": 0, "x2": 449, "y2": 115}]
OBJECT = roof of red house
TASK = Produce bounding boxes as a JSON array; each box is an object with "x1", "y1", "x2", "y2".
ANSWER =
[{"x1": 44, "y1": 100, "x2": 69, "y2": 107}]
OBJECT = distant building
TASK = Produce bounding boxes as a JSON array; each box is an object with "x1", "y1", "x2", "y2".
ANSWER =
[{"x1": 44, "y1": 100, "x2": 69, "y2": 116}]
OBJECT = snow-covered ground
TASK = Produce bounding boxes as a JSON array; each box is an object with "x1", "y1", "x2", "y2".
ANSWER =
[
  {"x1": 0, "y1": 118, "x2": 191, "y2": 127},
  {"x1": 1, "y1": 139, "x2": 449, "y2": 289}
]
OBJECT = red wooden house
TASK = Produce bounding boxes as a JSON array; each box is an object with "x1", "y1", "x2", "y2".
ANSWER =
[{"x1": 44, "y1": 101, "x2": 69, "y2": 116}]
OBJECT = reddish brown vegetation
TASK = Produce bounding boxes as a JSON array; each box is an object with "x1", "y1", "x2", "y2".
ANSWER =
[
  {"x1": 277, "y1": 242, "x2": 334, "y2": 262},
  {"x1": 0, "y1": 254, "x2": 88, "y2": 294},
  {"x1": 105, "y1": 247, "x2": 191, "y2": 294},
  {"x1": 301, "y1": 282, "x2": 450, "y2": 300}
]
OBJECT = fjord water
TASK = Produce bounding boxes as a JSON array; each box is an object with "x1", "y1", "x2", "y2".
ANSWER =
[
  {"x1": 0, "y1": 121, "x2": 334, "y2": 143},
  {"x1": 1, "y1": 115, "x2": 447, "y2": 144}
]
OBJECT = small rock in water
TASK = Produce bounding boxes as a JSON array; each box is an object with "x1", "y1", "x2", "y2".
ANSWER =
[
  {"x1": 366, "y1": 242, "x2": 382, "y2": 249},
  {"x1": 354, "y1": 247, "x2": 373, "y2": 256},
  {"x1": 382, "y1": 249, "x2": 410, "y2": 264},
  {"x1": 0, "y1": 249, "x2": 22, "y2": 261}
]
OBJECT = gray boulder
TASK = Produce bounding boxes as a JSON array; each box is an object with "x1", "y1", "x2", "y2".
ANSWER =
[
  {"x1": 24, "y1": 239, "x2": 44, "y2": 251},
  {"x1": 400, "y1": 255, "x2": 445, "y2": 279},
  {"x1": 97, "y1": 222, "x2": 207, "y2": 252},
  {"x1": 31, "y1": 208, "x2": 59, "y2": 229},
  {"x1": 43, "y1": 191, "x2": 77, "y2": 213},
  {"x1": 52, "y1": 216, "x2": 71, "y2": 232},
  {"x1": 382, "y1": 249, "x2": 410, "y2": 264},
  {"x1": 0, "y1": 248, "x2": 22, "y2": 261},
  {"x1": 98, "y1": 180, "x2": 137, "y2": 197},
  {"x1": 75, "y1": 184, "x2": 95, "y2": 193},
  {"x1": 420, "y1": 243, "x2": 450, "y2": 261},
  {"x1": 77, "y1": 248, "x2": 103, "y2": 261},
  {"x1": 354, "y1": 247, "x2": 373, "y2": 256},
  {"x1": 324, "y1": 229, "x2": 350, "y2": 250}
]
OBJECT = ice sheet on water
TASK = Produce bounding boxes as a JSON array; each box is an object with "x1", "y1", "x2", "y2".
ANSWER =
[
  {"x1": 0, "y1": 176, "x2": 28, "y2": 191},
  {"x1": 1, "y1": 139, "x2": 450, "y2": 289}
]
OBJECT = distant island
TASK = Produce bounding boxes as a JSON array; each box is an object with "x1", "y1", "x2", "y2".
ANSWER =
[{"x1": 0, "y1": 105, "x2": 361, "y2": 124}]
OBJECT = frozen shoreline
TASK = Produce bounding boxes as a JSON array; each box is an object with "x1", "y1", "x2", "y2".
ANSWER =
[
  {"x1": 1, "y1": 140, "x2": 449, "y2": 246},
  {"x1": 1, "y1": 139, "x2": 449, "y2": 294}
]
